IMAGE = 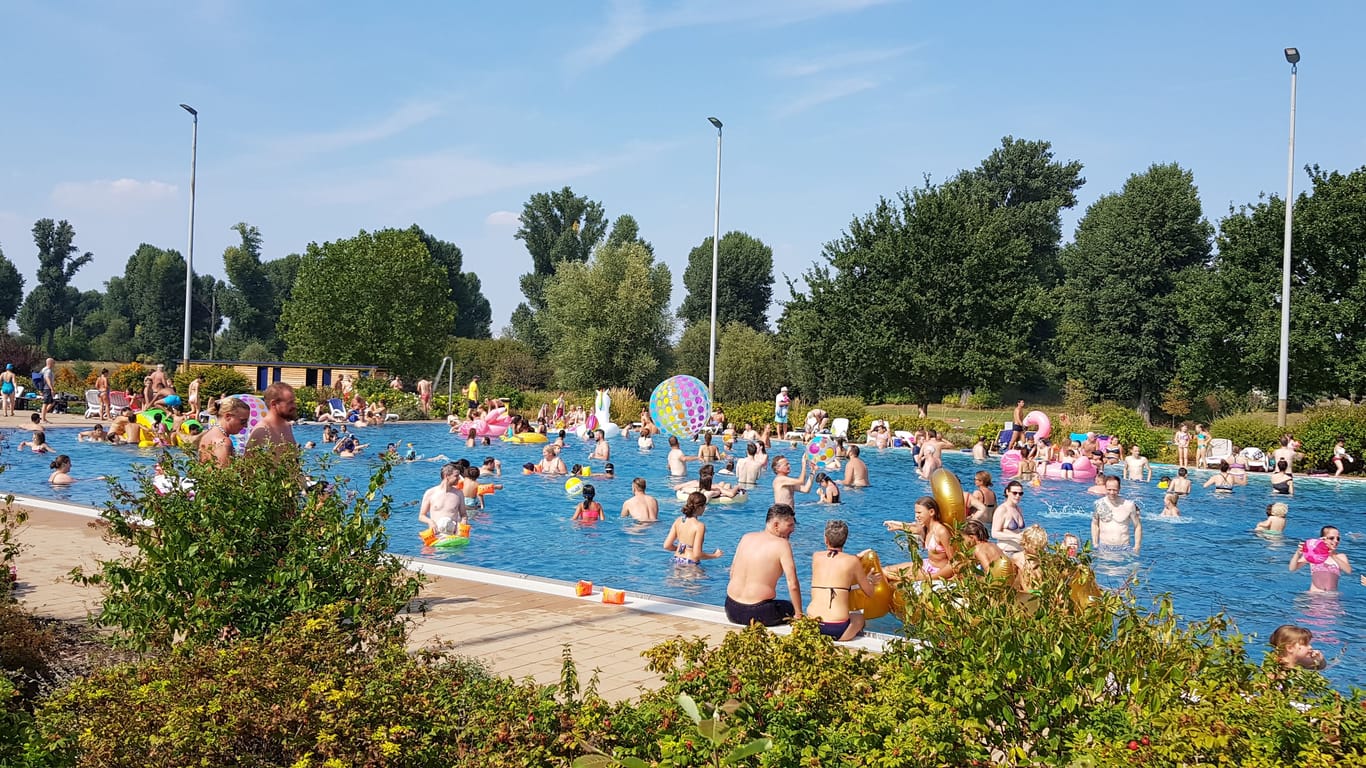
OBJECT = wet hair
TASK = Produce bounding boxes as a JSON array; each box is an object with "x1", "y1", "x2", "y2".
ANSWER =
[
  {"x1": 703, "y1": 433, "x2": 713, "y2": 445},
  {"x1": 1321, "y1": 525, "x2": 1340, "y2": 538},
  {"x1": 747, "y1": 443, "x2": 757, "y2": 456},
  {"x1": 32, "y1": 432, "x2": 46, "y2": 446},
  {"x1": 975, "y1": 470, "x2": 992, "y2": 487},
  {"x1": 824, "y1": 520, "x2": 849, "y2": 548},
  {"x1": 467, "y1": 428, "x2": 477, "y2": 439},
  {"x1": 581, "y1": 484, "x2": 596, "y2": 503},
  {"x1": 1277, "y1": 459, "x2": 1289, "y2": 472},
  {"x1": 1270, "y1": 624, "x2": 1311, "y2": 650},
  {"x1": 465, "y1": 466, "x2": 480, "y2": 480},
  {"x1": 814, "y1": 472, "x2": 829, "y2": 485},
  {"x1": 604, "y1": 463, "x2": 614, "y2": 475},
  {"x1": 1218, "y1": 460, "x2": 1230, "y2": 472},
  {"x1": 216, "y1": 397, "x2": 248, "y2": 418},
  {"x1": 766, "y1": 503, "x2": 796, "y2": 524},
  {"x1": 441, "y1": 463, "x2": 462, "y2": 479},
  {"x1": 915, "y1": 496, "x2": 940, "y2": 520},
  {"x1": 682, "y1": 491, "x2": 707, "y2": 517},
  {"x1": 963, "y1": 520, "x2": 989, "y2": 541},
  {"x1": 570, "y1": 464, "x2": 583, "y2": 475},
  {"x1": 558, "y1": 430, "x2": 567, "y2": 439},
  {"x1": 848, "y1": 445, "x2": 860, "y2": 457},
  {"x1": 49, "y1": 454, "x2": 71, "y2": 470},
  {"x1": 632, "y1": 477, "x2": 646, "y2": 491},
  {"x1": 454, "y1": 459, "x2": 470, "y2": 470},
  {"x1": 522, "y1": 462, "x2": 537, "y2": 472},
  {"x1": 770, "y1": 455, "x2": 788, "y2": 472},
  {"x1": 1177, "y1": 467, "x2": 1187, "y2": 477},
  {"x1": 483, "y1": 456, "x2": 496, "y2": 466}
]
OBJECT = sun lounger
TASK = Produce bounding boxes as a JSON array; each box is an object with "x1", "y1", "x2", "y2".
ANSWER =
[{"x1": 83, "y1": 389, "x2": 102, "y2": 418}]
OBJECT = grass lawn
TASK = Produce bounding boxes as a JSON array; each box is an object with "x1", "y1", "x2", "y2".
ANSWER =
[{"x1": 867, "y1": 404, "x2": 1301, "y2": 433}]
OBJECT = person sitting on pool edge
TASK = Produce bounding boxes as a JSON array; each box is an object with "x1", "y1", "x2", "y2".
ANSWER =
[
  {"x1": 724, "y1": 503, "x2": 802, "y2": 626},
  {"x1": 806, "y1": 520, "x2": 877, "y2": 641}
]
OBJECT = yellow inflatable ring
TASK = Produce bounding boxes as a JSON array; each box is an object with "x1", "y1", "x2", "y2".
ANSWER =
[
  {"x1": 929, "y1": 469, "x2": 967, "y2": 527},
  {"x1": 134, "y1": 408, "x2": 168, "y2": 448},
  {"x1": 850, "y1": 550, "x2": 894, "y2": 620},
  {"x1": 502, "y1": 432, "x2": 548, "y2": 444}
]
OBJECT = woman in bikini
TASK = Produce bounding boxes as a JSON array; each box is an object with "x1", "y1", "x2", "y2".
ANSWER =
[
  {"x1": 806, "y1": 520, "x2": 876, "y2": 641},
  {"x1": 1289, "y1": 525, "x2": 1351, "y2": 592},
  {"x1": 571, "y1": 483, "x2": 603, "y2": 522},
  {"x1": 992, "y1": 480, "x2": 1027, "y2": 556},
  {"x1": 1202, "y1": 460, "x2": 1244, "y2": 493},
  {"x1": 883, "y1": 496, "x2": 956, "y2": 582},
  {"x1": 199, "y1": 398, "x2": 249, "y2": 467},
  {"x1": 966, "y1": 470, "x2": 997, "y2": 526},
  {"x1": 1269, "y1": 460, "x2": 1294, "y2": 496},
  {"x1": 662, "y1": 491, "x2": 723, "y2": 566}
]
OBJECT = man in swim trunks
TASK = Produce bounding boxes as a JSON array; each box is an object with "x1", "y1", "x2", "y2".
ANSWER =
[
  {"x1": 725, "y1": 503, "x2": 802, "y2": 627},
  {"x1": 419, "y1": 463, "x2": 467, "y2": 534},
  {"x1": 774, "y1": 386, "x2": 791, "y2": 439},
  {"x1": 842, "y1": 445, "x2": 869, "y2": 487},
  {"x1": 620, "y1": 477, "x2": 660, "y2": 521},
  {"x1": 736, "y1": 443, "x2": 765, "y2": 485},
  {"x1": 416, "y1": 377, "x2": 432, "y2": 415},
  {"x1": 246, "y1": 382, "x2": 298, "y2": 457},
  {"x1": 806, "y1": 519, "x2": 877, "y2": 641},
  {"x1": 1272, "y1": 436, "x2": 1302, "y2": 474},
  {"x1": 1091, "y1": 476, "x2": 1142, "y2": 555},
  {"x1": 667, "y1": 435, "x2": 699, "y2": 477},
  {"x1": 1123, "y1": 445, "x2": 1151, "y2": 482},
  {"x1": 1008, "y1": 399, "x2": 1026, "y2": 449}
]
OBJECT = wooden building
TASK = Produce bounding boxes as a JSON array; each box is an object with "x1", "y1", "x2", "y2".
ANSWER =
[{"x1": 188, "y1": 360, "x2": 384, "y2": 392}]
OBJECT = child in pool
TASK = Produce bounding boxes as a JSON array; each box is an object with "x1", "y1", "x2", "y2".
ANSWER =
[
  {"x1": 1270, "y1": 624, "x2": 1326, "y2": 670},
  {"x1": 18, "y1": 432, "x2": 52, "y2": 453},
  {"x1": 571, "y1": 483, "x2": 604, "y2": 522},
  {"x1": 815, "y1": 472, "x2": 841, "y2": 504},
  {"x1": 1160, "y1": 493, "x2": 1180, "y2": 518},
  {"x1": 1256, "y1": 502, "x2": 1288, "y2": 535},
  {"x1": 48, "y1": 454, "x2": 74, "y2": 485}
]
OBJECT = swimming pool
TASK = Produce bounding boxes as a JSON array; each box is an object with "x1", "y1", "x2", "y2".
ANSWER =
[{"x1": 3, "y1": 423, "x2": 1363, "y2": 687}]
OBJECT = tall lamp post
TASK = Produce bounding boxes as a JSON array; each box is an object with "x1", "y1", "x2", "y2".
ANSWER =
[
  {"x1": 180, "y1": 103, "x2": 198, "y2": 367},
  {"x1": 706, "y1": 116, "x2": 723, "y2": 395},
  {"x1": 1276, "y1": 48, "x2": 1298, "y2": 428}
]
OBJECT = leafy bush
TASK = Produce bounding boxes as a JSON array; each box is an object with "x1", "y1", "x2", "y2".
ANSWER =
[
  {"x1": 106, "y1": 362, "x2": 149, "y2": 394},
  {"x1": 1, "y1": 502, "x2": 25, "y2": 604},
  {"x1": 171, "y1": 365, "x2": 254, "y2": 400},
  {"x1": 718, "y1": 401, "x2": 775, "y2": 432},
  {"x1": 977, "y1": 421, "x2": 1004, "y2": 445},
  {"x1": 75, "y1": 451, "x2": 423, "y2": 651},
  {"x1": 1210, "y1": 415, "x2": 1283, "y2": 455},
  {"x1": 31, "y1": 606, "x2": 621, "y2": 768},
  {"x1": 0, "y1": 336, "x2": 44, "y2": 378},
  {"x1": 1296, "y1": 405, "x2": 1366, "y2": 472},
  {"x1": 887, "y1": 416, "x2": 953, "y2": 438},
  {"x1": 965, "y1": 390, "x2": 1002, "y2": 409},
  {"x1": 51, "y1": 366, "x2": 83, "y2": 396},
  {"x1": 69, "y1": 361, "x2": 92, "y2": 384},
  {"x1": 607, "y1": 386, "x2": 643, "y2": 427},
  {"x1": 0, "y1": 671, "x2": 34, "y2": 765},
  {"x1": 1089, "y1": 402, "x2": 1167, "y2": 458},
  {"x1": 815, "y1": 395, "x2": 867, "y2": 435}
]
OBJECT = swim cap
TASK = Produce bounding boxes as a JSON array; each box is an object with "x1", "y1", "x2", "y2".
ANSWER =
[{"x1": 4, "y1": 363, "x2": 11, "y2": 370}]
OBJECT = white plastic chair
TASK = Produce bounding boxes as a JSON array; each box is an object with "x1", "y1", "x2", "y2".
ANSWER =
[
  {"x1": 1204, "y1": 438, "x2": 1234, "y2": 467},
  {"x1": 830, "y1": 418, "x2": 850, "y2": 439},
  {"x1": 83, "y1": 389, "x2": 102, "y2": 418}
]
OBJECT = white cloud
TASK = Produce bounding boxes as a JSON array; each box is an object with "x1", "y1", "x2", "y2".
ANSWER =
[
  {"x1": 770, "y1": 46, "x2": 915, "y2": 79},
  {"x1": 50, "y1": 178, "x2": 178, "y2": 209},
  {"x1": 567, "y1": 0, "x2": 898, "y2": 71},
  {"x1": 776, "y1": 78, "x2": 877, "y2": 117},
  {"x1": 260, "y1": 101, "x2": 443, "y2": 158},
  {"x1": 485, "y1": 210, "x2": 520, "y2": 229}
]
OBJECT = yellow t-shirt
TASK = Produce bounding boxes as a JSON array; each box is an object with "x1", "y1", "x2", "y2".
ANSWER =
[{"x1": 467, "y1": 380, "x2": 479, "y2": 402}]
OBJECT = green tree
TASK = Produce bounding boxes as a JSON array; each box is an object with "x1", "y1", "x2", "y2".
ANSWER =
[
  {"x1": 1058, "y1": 163, "x2": 1213, "y2": 422},
  {"x1": 511, "y1": 187, "x2": 608, "y2": 353},
  {"x1": 606, "y1": 213, "x2": 653, "y2": 254},
  {"x1": 103, "y1": 244, "x2": 194, "y2": 365},
  {"x1": 678, "y1": 231, "x2": 775, "y2": 331},
  {"x1": 672, "y1": 322, "x2": 710, "y2": 382},
  {"x1": 715, "y1": 323, "x2": 787, "y2": 403},
  {"x1": 0, "y1": 243, "x2": 22, "y2": 326},
  {"x1": 408, "y1": 225, "x2": 492, "y2": 339},
  {"x1": 17, "y1": 219, "x2": 93, "y2": 347},
  {"x1": 539, "y1": 241, "x2": 672, "y2": 391},
  {"x1": 220, "y1": 222, "x2": 277, "y2": 349},
  {"x1": 280, "y1": 228, "x2": 454, "y2": 376}
]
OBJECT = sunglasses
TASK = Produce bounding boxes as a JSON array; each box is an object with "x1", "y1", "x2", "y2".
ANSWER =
[
  {"x1": 1323, "y1": 535, "x2": 1340, "y2": 541},
  {"x1": 1008, "y1": 490, "x2": 1024, "y2": 496}
]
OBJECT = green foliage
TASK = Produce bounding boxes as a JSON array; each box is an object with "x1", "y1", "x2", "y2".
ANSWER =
[
  {"x1": 31, "y1": 606, "x2": 621, "y2": 768},
  {"x1": 780, "y1": 137, "x2": 1079, "y2": 403},
  {"x1": 171, "y1": 365, "x2": 254, "y2": 400},
  {"x1": 1062, "y1": 377, "x2": 1092, "y2": 415},
  {"x1": 717, "y1": 401, "x2": 775, "y2": 432},
  {"x1": 814, "y1": 395, "x2": 866, "y2": 435},
  {"x1": 512, "y1": 187, "x2": 610, "y2": 354},
  {"x1": 1295, "y1": 405, "x2": 1366, "y2": 472},
  {"x1": 1, "y1": 501, "x2": 28, "y2": 603},
  {"x1": 965, "y1": 390, "x2": 1002, "y2": 409},
  {"x1": 1059, "y1": 163, "x2": 1213, "y2": 417},
  {"x1": 678, "y1": 232, "x2": 775, "y2": 332},
  {"x1": 440, "y1": 337, "x2": 548, "y2": 392},
  {"x1": 106, "y1": 362, "x2": 149, "y2": 394},
  {"x1": 576, "y1": 693, "x2": 773, "y2": 768},
  {"x1": 102, "y1": 243, "x2": 192, "y2": 366},
  {"x1": 0, "y1": 336, "x2": 45, "y2": 377},
  {"x1": 75, "y1": 451, "x2": 423, "y2": 652},
  {"x1": 540, "y1": 242, "x2": 673, "y2": 393},
  {"x1": 281, "y1": 228, "x2": 455, "y2": 377},
  {"x1": 672, "y1": 322, "x2": 710, "y2": 382},
  {"x1": 1089, "y1": 402, "x2": 1166, "y2": 457},
  {"x1": 408, "y1": 225, "x2": 493, "y2": 339},
  {"x1": 977, "y1": 420, "x2": 1004, "y2": 444},
  {"x1": 607, "y1": 387, "x2": 643, "y2": 427},
  {"x1": 886, "y1": 415, "x2": 954, "y2": 437},
  {"x1": 0, "y1": 243, "x2": 23, "y2": 326},
  {"x1": 16, "y1": 219, "x2": 92, "y2": 349},
  {"x1": 0, "y1": 671, "x2": 35, "y2": 764},
  {"x1": 715, "y1": 324, "x2": 786, "y2": 404},
  {"x1": 1209, "y1": 415, "x2": 1282, "y2": 455}
]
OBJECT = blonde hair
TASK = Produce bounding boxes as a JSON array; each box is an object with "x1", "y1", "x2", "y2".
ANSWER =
[
  {"x1": 215, "y1": 397, "x2": 249, "y2": 418},
  {"x1": 1020, "y1": 524, "x2": 1048, "y2": 554},
  {"x1": 1268, "y1": 502, "x2": 1289, "y2": 518}
]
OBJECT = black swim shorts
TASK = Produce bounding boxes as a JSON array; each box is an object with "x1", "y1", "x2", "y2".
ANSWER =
[{"x1": 724, "y1": 595, "x2": 795, "y2": 627}]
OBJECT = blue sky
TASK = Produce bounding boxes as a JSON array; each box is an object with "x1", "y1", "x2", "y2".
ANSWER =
[{"x1": 2, "y1": 0, "x2": 1363, "y2": 334}]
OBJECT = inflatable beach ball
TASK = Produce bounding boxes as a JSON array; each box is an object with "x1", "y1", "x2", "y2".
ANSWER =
[
  {"x1": 807, "y1": 435, "x2": 836, "y2": 467},
  {"x1": 649, "y1": 375, "x2": 712, "y2": 440},
  {"x1": 207, "y1": 393, "x2": 266, "y2": 453}
]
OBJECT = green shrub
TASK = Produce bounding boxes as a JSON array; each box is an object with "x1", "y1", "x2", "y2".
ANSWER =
[
  {"x1": 815, "y1": 395, "x2": 867, "y2": 435},
  {"x1": 1, "y1": 502, "x2": 25, "y2": 604},
  {"x1": 171, "y1": 365, "x2": 254, "y2": 401},
  {"x1": 31, "y1": 606, "x2": 622, "y2": 768},
  {"x1": 1209, "y1": 415, "x2": 1283, "y2": 456},
  {"x1": 0, "y1": 671, "x2": 34, "y2": 765},
  {"x1": 887, "y1": 416, "x2": 953, "y2": 439},
  {"x1": 606, "y1": 387, "x2": 643, "y2": 427},
  {"x1": 106, "y1": 362, "x2": 149, "y2": 394},
  {"x1": 1296, "y1": 405, "x2": 1366, "y2": 472},
  {"x1": 977, "y1": 421, "x2": 1004, "y2": 445},
  {"x1": 75, "y1": 451, "x2": 423, "y2": 651},
  {"x1": 965, "y1": 390, "x2": 1002, "y2": 409}
]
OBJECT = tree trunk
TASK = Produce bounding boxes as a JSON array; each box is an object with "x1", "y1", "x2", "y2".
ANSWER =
[
  {"x1": 959, "y1": 388, "x2": 972, "y2": 408},
  {"x1": 1136, "y1": 389, "x2": 1152, "y2": 427}
]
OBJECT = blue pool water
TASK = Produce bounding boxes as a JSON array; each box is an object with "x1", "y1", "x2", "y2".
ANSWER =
[{"x1": 3, "y1": 423, "x2": 1363, "y2": 688}]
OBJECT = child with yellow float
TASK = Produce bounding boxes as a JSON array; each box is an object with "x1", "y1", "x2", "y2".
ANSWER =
[{"x1": 858, "y1": 469, "x2": 1100, "y2": 621}]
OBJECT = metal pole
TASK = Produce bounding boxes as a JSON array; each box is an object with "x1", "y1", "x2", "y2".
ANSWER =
[
  {"x1": 1277, "y1": 57, "x2": 1297, "y2": 428},
  {"x1": 209, "y1": 288, "x2": 216, "y2": 360},
  {"x1": 707, "y1": 116, "x2": 723, "y2": 394},
  {"x1": 180, "y1": 104, "x2": 198, "y2": 367}
]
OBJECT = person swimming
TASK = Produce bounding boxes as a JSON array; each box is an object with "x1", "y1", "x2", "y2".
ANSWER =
[{"x1": 1289, "y1": 526, "x2": 1351, "y2": 592}]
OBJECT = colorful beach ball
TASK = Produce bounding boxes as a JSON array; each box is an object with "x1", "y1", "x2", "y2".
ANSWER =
[
  {"x1": 807, "y1": 435, "x2": 836, "y2": 467},
  {"x1": 649, "y1": 375, "x2": 712, "y2": 440},
  {"x1": 207, "y1": 393, "x2": 266, "y2": 453}
]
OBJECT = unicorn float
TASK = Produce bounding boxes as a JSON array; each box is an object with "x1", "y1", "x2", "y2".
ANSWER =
[
  {"x1": 576, "y1": 388, "x2": 622, "y2": 439},
  {"x1": 455, "y1": 404, "x2": 514, "y2": 438}
]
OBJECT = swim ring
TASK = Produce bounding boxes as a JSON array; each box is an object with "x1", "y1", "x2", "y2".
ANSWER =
[
  {"x1": 674, "y1": 488, "x2": 749, "y2": 504},
  {"x1": 455, "y1": 408, "x2": 513, "y2": 438},
  {"x1": 849, "y1": 550, "x2": 894, "y2": 619},
  {"x1": 1023, "y1": 410, "x2": 1051, "y2": 439},
  {"x1": 1303, "y1": 538, "x2": 1331, "y2": 565},
  {"x1": 502, "y1": 432, "x2": 548, "y2": 444},
  {"x1": 1000, "y1": 449, "x2": 1022, "y2": 477},
  {"x1": 929, "y1": 469, "x2": 966, "y2": 526}
]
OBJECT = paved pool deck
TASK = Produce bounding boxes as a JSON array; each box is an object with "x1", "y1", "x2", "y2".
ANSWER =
[{"x1": 5, "y1": 496, "x2": 888, "y2": 703}]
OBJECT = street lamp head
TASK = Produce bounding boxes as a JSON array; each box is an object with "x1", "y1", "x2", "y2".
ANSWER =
[
  {"x1": 708, "y1": 116, "x2": 723, "y2": 131},
  {"x1": 180, "y1": 103, "x2": 198, "y2": 116},
  {"x1": 1284, "y1": 48, "x2": 1300, "y2": 65}
]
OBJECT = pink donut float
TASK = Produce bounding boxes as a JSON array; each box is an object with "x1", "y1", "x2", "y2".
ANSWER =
[{"x1": 1303, "y1": 538, "x2": 1331, "y2": 565}]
